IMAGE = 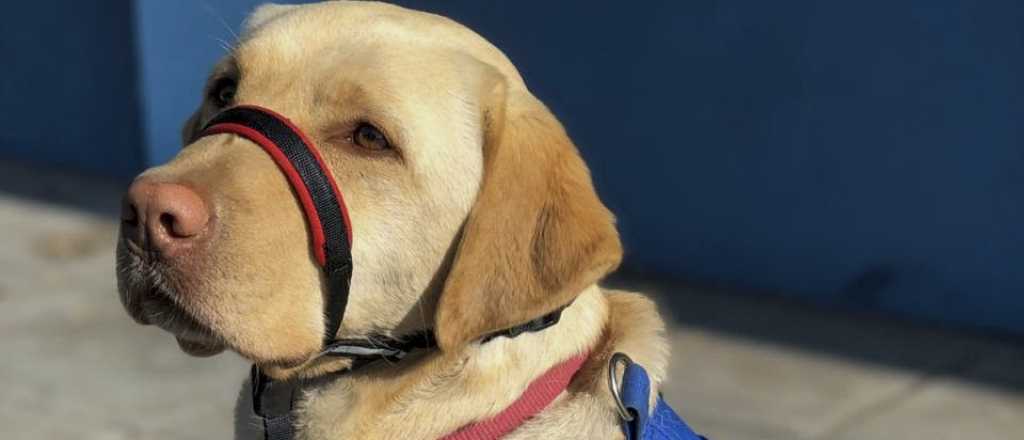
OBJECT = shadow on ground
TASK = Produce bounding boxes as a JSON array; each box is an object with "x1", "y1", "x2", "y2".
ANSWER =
[
  {"x1": 606, "y1": 270, "x2": 1024, "y2": 395},
  {"x1": 0, "y1": 159, "x2": 130, "y2": 218}
]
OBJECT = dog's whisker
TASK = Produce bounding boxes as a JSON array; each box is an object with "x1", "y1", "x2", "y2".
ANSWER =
[
  {"x1": 200, "y1": 0, "x2": 240, "y2": 44},
  {"x1": 213, "y1": 37, "x2": 235, "y2": 55}
]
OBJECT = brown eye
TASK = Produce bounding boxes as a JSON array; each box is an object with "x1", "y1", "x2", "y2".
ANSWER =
[
  {"x1": 209, "y1": 78, "x2": 236, "y2": 107},
  {"x1": 353, "y1": 123, "x2": 390, "y2": 150}
]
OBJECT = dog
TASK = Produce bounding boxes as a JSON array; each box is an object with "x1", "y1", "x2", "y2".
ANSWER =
[{"x1": 116, "y1": 2, "x2": 671, "y2": 439}]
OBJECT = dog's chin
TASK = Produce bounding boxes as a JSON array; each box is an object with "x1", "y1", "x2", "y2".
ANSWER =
[
  {"x1": 140, "y1": 295, "x2": 230, "y2": 358},
  {"x1": 176, "y1": 335, "x2": 227, "y2": 357},
  {"x1": 141, "y1": 297, "x2": 230, "y2": 358},
  {"x1": 141, "y1": 295, "x2": 230, "y2": 358},
  {"x1": 118, "y1": 244, "x2": 232, "y2": 358}
]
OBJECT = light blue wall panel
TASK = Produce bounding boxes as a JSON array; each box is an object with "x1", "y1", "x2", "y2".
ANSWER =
[{"x1": 134, "y1": 0, "x2": 301, "y2": 166}]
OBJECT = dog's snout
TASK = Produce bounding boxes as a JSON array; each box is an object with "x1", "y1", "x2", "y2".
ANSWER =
[{"x1": 122, "y1": 179, "x2": 211, "y2": 256}]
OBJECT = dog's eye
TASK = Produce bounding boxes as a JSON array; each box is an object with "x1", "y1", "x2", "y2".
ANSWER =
[
  {"x1": 352, "y1": 123, "x2": 391, "y2": 150},
  {"x1": 209, "y1": 78, "x2": 237, "y2": 107}
]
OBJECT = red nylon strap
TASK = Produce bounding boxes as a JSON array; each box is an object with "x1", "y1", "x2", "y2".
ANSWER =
[
  {"x1": 201, "y1": 105, "x2": 353, "y2": 265},
  {"x1": 198, "y1": 105, "x2": 354, "y2": 346},
  {"x1": 440, "y1": 351, "x2": 590, "y2": 440},
  {"x1": 203, "y1": 122, "x2": 335, "y2": 264},
  {"x1": 239, "y1": 105, "x2": 353, "y2": 246}
]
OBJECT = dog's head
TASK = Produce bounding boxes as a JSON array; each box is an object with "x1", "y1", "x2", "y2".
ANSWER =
[{"x1": 116, "y1": 1, "x2": 621, "y2": 371}]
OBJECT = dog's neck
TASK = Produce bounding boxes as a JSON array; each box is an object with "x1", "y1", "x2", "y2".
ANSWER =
[{"x1": 273, "y1": 285, "x2": 608, "y2": 440}]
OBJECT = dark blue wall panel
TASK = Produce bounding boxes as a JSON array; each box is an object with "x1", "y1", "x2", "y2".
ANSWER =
[
  {"x1": 0, "y1": 0, "x2": 143, "y2": 176},
  {"x1": 390, "y1": 0, "x2": 1024, "y2": 333},
  {"x1": 3, "y1": 1, "x2": 1021, "y2": 334}
]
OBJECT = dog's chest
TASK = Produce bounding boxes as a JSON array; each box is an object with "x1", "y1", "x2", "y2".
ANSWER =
[{"x1": 233, "y1": 379, "x2": 623, "y2": 440}]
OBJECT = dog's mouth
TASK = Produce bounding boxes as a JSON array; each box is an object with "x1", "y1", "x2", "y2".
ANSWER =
[{"x1": 116, "y1": 239, "x2": 227, "y2": 357}]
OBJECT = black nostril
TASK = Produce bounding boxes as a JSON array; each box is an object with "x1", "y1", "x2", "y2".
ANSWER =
[
  {"x1": 121, "y1": 197, "x2": 139, "y2": 227},
  {"x1": 124, "y1": 205, "x2": 139, "y2": 226},
  {"x1": 159, "y1": 213, "x2": 179, "y2": 238},
  {"x1": 119, "y1": 197, "x2": 143, "y2": 246}
]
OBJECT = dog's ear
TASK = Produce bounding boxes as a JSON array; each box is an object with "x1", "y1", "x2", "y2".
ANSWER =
[{"x1": 434, "y1": 81, "x2": 622, "y2": 351}]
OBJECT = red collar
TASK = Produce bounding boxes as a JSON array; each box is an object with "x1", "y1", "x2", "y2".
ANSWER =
[{"x1": 440, "y1": 351, "x2": 591, "y2": 440}]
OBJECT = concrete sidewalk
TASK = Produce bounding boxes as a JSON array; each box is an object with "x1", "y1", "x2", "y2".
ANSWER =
[{"x1": 0, "y1": 162, "x2": 1020, "y2": 439}]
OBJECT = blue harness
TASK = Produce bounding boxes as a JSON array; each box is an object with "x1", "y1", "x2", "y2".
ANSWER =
[{"x1": 613, "y1": 354, "x2": 708, "y2": 440}]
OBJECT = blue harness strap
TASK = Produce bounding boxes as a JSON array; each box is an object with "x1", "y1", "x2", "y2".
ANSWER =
[{"x1": 618, "y1": 361, "x2": 707, "y2": 440}]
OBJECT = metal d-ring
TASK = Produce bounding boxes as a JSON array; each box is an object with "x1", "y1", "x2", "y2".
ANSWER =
[{"x1": 608, "y1": 352, "x2": 635, "y2": 422}]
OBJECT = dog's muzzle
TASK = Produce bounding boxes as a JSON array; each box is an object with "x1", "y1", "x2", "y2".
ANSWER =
[{"x1": 200, "y1": 106, "x2": 355, "y2": 349}]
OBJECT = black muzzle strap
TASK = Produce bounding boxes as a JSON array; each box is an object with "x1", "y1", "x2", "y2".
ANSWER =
[{"x1": 199, "y1": 105, "x2": 354, "y2": 347}]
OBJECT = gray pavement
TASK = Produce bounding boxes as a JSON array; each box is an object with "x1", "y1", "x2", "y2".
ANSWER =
[{"x1": 1, "y1": 161, "x2": 1021, "y2": 439}]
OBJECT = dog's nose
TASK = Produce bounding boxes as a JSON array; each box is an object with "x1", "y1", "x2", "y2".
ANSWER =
[{"x1": 122, "y1": 179, "x2": 210, "y2": 256}]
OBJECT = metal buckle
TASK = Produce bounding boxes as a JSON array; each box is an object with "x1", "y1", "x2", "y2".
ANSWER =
[{"x1": 608, "y1": 352, "x2": 635, "y2": 422}]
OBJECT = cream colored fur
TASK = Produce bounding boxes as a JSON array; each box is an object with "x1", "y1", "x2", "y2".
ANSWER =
[
  {"x1": 233, "y1": 289, "x2": 669, "y2": 440},
  {"x1": 116, "y1": 2, "x2": 674, "y2": 439}
]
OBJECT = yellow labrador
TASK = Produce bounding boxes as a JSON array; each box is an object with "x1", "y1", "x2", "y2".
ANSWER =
[{"x1": 116, "y1": 2, "x2": 670, "y2": 439}]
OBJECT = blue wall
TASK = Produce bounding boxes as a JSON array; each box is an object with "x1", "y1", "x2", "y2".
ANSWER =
[
  {"x1": 0, "y1": 0, "x2": 143, "y2": 176},
  {"x1": 389, "y1": 0, "x2": 1024, "y2": 334},
  {"x1": 5, "y1": 1, "x2": 1023, "y2": 334}
]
